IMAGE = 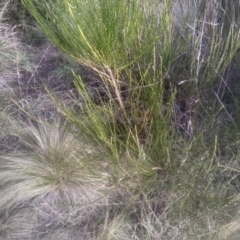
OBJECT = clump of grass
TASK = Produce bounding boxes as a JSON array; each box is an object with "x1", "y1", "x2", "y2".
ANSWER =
[
  {"x1": 22, "y1": 0, "x2": 240, "y2": 157},
  {"x1": 0, "y1": 118, "x2": 110, "y2": 239},
  {"x1": 95, "y1": 214, "x2": 130, "y2": 240}
]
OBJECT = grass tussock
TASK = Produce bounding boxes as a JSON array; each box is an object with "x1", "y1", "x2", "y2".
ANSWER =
[
  {"x1": 1, "y1": 0, "x2": 240, "y2": 239},
  {"x1": 0, "y1": 118, "x2": 109, "y2": 239}
]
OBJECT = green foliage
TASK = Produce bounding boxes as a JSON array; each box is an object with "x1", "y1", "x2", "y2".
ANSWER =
[
  {"x1": 22, "y1": 0, "x2": 240, "y2": 161},
  {"x1": 1, "y1": 0, "x2": 240, "y2": 238}
]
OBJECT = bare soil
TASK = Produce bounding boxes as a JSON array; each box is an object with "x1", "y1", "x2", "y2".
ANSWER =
[{"x1": 0, "y1": 40, "x2": 80, "y2": 153}]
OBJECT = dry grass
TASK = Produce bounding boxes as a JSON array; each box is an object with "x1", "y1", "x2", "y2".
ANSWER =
[{"x1": 0, "y1": 118, "x2": 109, "y2": 239}]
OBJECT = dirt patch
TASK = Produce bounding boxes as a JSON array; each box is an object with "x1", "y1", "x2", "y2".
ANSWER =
[
  {"x1": 0, "y1": 41, "x2": 82, "y2": 153},
  {"x1": 16, "y1": 42, "x2": 76, "y2": 98}
]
